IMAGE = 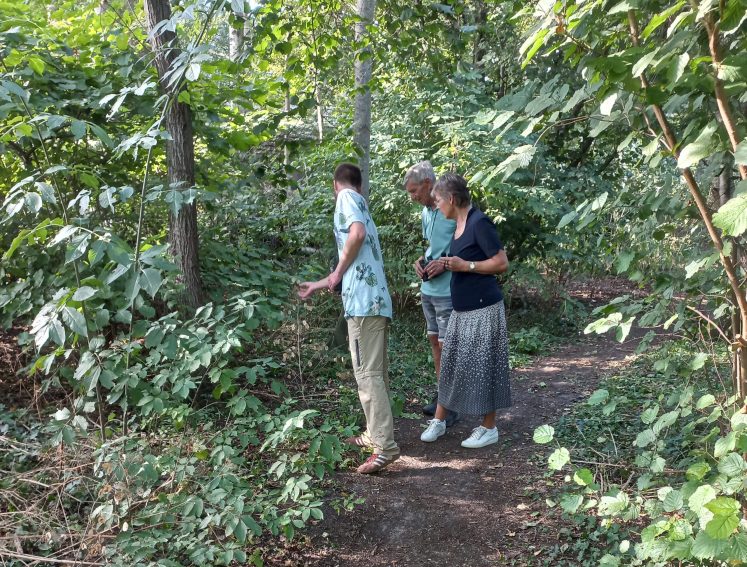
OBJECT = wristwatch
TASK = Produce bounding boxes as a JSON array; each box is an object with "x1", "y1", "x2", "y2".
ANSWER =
[{"x1": 469, "y1": 261, "x2": 476, "y2": 271}]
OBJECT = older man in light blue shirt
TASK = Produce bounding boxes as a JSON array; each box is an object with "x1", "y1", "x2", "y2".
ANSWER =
[{"x1": 405, "y1": 161, "x2": 458, "y2": 425}]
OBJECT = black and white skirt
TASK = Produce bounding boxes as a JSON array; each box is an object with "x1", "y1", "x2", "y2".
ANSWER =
[{"x1": 438, "y1": 300, "x2": 511, "y2": 416}]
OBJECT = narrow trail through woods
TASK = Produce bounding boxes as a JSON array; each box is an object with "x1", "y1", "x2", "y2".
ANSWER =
[{"x1": 303, "y1": 329, "x2": 650, "y2": 566}]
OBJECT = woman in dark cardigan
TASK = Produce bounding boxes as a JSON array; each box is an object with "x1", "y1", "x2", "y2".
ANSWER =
[{"x1": 419, "y1": 173, "x2": 511, "y2": 448}]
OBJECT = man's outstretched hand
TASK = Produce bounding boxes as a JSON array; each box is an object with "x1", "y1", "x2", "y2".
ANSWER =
[{"x1": 298, "y1": 281, "x2": 322, "y2": 300}]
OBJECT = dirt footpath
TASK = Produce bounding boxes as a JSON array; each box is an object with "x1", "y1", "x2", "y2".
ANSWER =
[{"x1": 303, "y1": 331, "x2": 648, "y2": 566}]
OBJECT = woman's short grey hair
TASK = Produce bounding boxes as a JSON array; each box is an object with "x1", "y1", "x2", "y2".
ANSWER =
[
  {"x1": 404, "y1": 161, "x2": 436, "y2": 186},
  {"x1": 433, "y1": 173, "x2": 471, "y2": 208}
]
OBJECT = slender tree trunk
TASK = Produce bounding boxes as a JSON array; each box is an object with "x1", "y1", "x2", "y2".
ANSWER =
[
  {"x1": 284, "y1": 83, "x2": 291, "y2": 166},
  {"x1": 472, "y1": 0, "x2": 488, "y2": 68},
  {"x1": 229, "y1": 8, "x2": 246, "y2": 62},
  {"x1": 698, "y1": 8, "x2": 747, "y2": 180},
  {"x1": 353, "y1": 0, "x2": 376, "y2": 200},
  {"x1": 629, "y1": 10, "x2": 747, "y2": 395},
  {"x1": 315, "y1": 82, "x2": 324, "y2": 143},
  {"x1": 229, "y1": 25, "x2": 243, "y2": 62},
  {"x1": 144, "y1": 0, "x2": 205, "y2": 308}
]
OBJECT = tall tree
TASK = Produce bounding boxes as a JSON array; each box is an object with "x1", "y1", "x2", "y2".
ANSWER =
[
  {"x1": 353, "y1": 0, "x2": 376, "y2": 199},
  {"x1": 144, "y1": 0, "x2": 205, "y2": 307}
]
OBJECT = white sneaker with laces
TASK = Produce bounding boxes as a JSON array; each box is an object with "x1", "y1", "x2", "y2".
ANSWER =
[
  {"x1": 420, "y1": 419, "x2": 446, "y2": 442},
  {"x1": 461, "y1": 426, "x2": 499, "y2": 448}
]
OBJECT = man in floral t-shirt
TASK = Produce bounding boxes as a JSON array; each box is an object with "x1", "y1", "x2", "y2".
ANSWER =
[{"x1": 298, "y1": 163, "x2": 399, "y2": 474}]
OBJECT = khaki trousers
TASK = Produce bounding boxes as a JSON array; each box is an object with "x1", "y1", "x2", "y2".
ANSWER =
[{"x1": 347, "y1": 316, "x2": 399, "y2": 457}]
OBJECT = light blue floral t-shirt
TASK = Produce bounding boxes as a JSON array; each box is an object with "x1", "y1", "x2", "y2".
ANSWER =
[{"x1": 334, "y1": 188, "x2": 392, "y2": 319}]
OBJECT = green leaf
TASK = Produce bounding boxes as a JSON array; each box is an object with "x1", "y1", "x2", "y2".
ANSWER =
[
  {"x1": 53, "y1": 408, "x2": 71, "y2": 421},
  {"x1": 2, "y1": 80, "x2": 30, "y2": 102},
  {"x1": 632, "y1": 50, "x2": 660, "y2": 78},
  {"x1": 71, "y1": 120, "x2": 87, "y2": 140},
  {"x1": 685, "y1": 257, "x2": 708, "y2": 279},
  {"x1": 718, "y1": 452, "x2": 747, "y2": 477},
  {"x1": 653, "y1": 410, "x2": 679, "y2": 435},
  {"x1": 598, "y1": 554, "x2": 620, "y2": 567},
  {"x1": 641, "y1": 404, "x2": 659, "y2": 424},
  {"x1": 233, "y1": 518, "x2": 247, "y2": 543},
  {"x1": 599, "y1": 93, "x2": 617, "y2": 116},
  {"x1": 65, "y1": 233, "x2": 91, "y2": 264},
  {"x1": 139, "y1": 268, "x2": 163, "y2": 298},
  {"x1": 557, "y1": 211, "x2": 577, "y2": 229},
  {"x1": 678, "y1": 122, "x2": 720, "y2": 169},
  {"x1": 663, "y1": 489, "x2": 683, "y2": 512},
  {"x1": 573, "y1": 468, "x2": 594, "y2": 486},
  {"x1": 25, "y1": 192, "x2": 42, "y2": 213},
  {"x1": 185, "y1": 63, "x2": 201, "y2": 81},
  {"x1": 714, "y1": 432, "x2": 736, "y2": 458},
  {"x1": 730, "y1": 534, "x2": 747, "y2": 561},
  {"x1": 560, "y1": 494, "x2": 583, "y2": 514},
  {"x1": 72, "y1": 286, "x2": 96, "y2": 301},
  {"x1": 588, "y1": 389, "x2": 609, "y2": 406},
  {"x1": 615, "y1": 251, "x2": 635, "y2": 274},
  {"x1": 705, "y1": 512, "x2": 739, "y2": 540},
  {"x1": 615, "y1": 317, "x2": 634, "y2": 342},
  {"x1": 89, "y1": 123, "x2": 114, "y2": 148},
  {"x1": 608, "y1": 1, "x2": 635, "y2": 15},
  {"x1": 520, "y1": 28, "x2": 549, "y2": 67},
  {"x1": 735, "y1": 140, "x2": 747, "y2": 165},
  {"x1": 635, "y1": 428, "x2": 656, "y2": 448},
  {"x1": 705, "y1": 496, "x2": 740, "y2": 516},
  {"x1": 245, "y1": 515, "x2": 262, "y2": 536},
  {"x1": 688, "y1": 484, "x2": 716, "y2": 515},
  {"x1": 692, "y1": 530, "x2": 729, "y2": 559},
  {"x1": 62, "y1": 306, "x2": 88, "y2": 337},
  {"x1": 598, "y1": 491, "x2": 630, "y2": 516},
  {"x1": 642, "y1": 1, "x2": 686, "y2": 39},
  {"x1": 496, "y1": 145, "x2": 536, "y2": 179},
  {"x1": 548, "y1": 447, "x2": 570, "y2": 470},
  {"x1": 713, "y1": 194, "x2": 747, "y2": 237},
  {"x1": 690, "y1": 352, "x2": 708, "y2": 370},
  {"x1": 584, "y1": 313, "x2": 622, "y2": 335},
  {"x1": 28, "y1": 56, "x2": 45, "y2": 75},
  {"x1": 533, "y1": 424, "x2": 555, "y2": 444},
  {"x1": 589, "y1": 112, "x2": 618, "y2": 137},
  {"x1": 686, "y1": 461, "x2": 710, "y2": 481}
]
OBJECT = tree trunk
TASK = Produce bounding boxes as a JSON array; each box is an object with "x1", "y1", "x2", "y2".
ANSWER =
[
  {"x1": 229, "y1": 12, "x2": 245, "y2": 62},
  {"x1": 353, "y1": 0, "x2": 376, "y2": 200},
  {"x1": 472, "y1": 0, "x2": 488, "y2": 68},
  {"x1": 144, "y1": 0, "x2": 205, "y2": 308},
  {"x1": 315, "y1": 83, "x2": 324, "y2": 143}
]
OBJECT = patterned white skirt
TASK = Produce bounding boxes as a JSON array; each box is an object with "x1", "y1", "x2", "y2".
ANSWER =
[{"x1": 438, "y1": 300, "x2": 511, "y2": 416}]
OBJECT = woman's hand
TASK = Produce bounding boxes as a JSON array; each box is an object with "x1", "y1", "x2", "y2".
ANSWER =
[{"x1": 438, "y1": 256, "x2": 467, "y2": 272}]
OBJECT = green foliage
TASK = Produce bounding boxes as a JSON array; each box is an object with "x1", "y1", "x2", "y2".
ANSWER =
[
  {"x1": 535, "y1": 340, "x2": 747, "y2": 565},
  {"x1": 1, "y1": 0, "x2": 744, "y2": 563}
]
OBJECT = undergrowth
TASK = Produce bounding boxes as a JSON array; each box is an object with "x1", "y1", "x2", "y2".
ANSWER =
[
  {"x1": 534, "y1": 337, "x2": 742, "y2": 567},
  {"x1": 0, "y1": 263, "x2": 577, "y2": 565}
]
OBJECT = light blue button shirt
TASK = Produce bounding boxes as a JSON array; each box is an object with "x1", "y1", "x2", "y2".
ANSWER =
[
  {"x1": 334, "y1": 189, "x2": 393, "y2": 319},
  {"x1": 421, "y1": 206, "x2": 456, "y2": 297}
]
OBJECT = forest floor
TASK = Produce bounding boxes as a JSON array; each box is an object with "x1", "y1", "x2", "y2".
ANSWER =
[{"x1": 289, "y1": 283, "x2": 652, "y2": 567}]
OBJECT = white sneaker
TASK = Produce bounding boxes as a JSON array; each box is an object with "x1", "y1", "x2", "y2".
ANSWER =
[
  {"x1": 420, "y1": 419, "x2": 446, "y2": 442},
  {"x1": 461, "y1": 426, "x2": 499, "y2": 448}
]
